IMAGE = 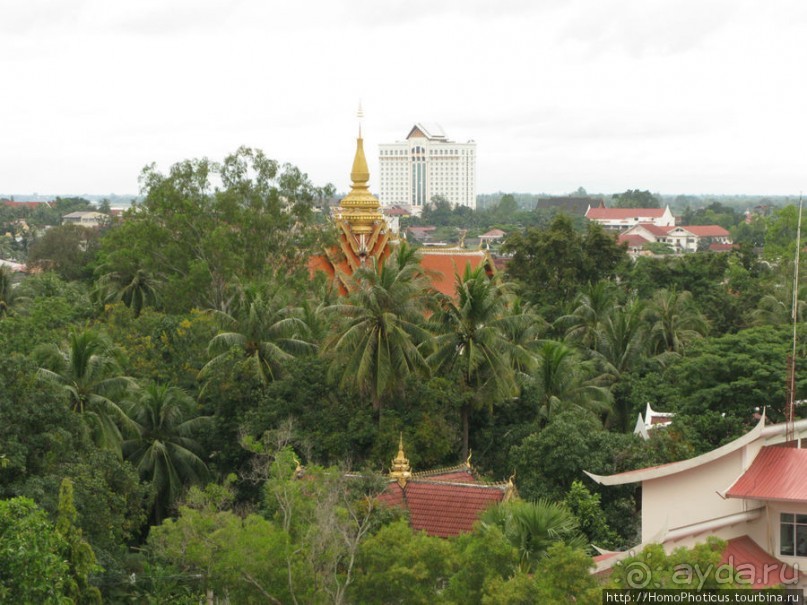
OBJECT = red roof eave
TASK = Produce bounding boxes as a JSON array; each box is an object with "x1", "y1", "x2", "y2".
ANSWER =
[{"x1": 725, "y1": 446, "x2": 807, "y2": 502}]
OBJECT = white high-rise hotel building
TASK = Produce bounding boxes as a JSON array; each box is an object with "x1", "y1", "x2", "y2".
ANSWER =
[{"x1": 378, "y1": 123, "x2": 476, "y2": 211}]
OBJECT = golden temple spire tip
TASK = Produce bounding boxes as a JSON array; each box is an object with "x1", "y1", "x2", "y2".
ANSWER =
[{"x1": 389, "y1": 432, "x2": 412, "y2": 487}]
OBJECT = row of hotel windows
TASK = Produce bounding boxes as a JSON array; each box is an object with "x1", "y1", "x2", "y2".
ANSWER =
[{"x1": 380, "y1": 149, "x2": 474, "y2": 156}]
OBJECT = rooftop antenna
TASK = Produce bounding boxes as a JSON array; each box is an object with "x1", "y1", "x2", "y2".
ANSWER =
[{"x1": 785, "y1": 193, "x2": 803, "y2": 443}]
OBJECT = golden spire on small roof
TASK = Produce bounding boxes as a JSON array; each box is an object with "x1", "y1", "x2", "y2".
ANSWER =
[
  {"x1": 339, "y1": 103, "x2": 383, "y2": 236},
  {"x1": 389, "y1": 432, "x2": 412, "y2": 487}
]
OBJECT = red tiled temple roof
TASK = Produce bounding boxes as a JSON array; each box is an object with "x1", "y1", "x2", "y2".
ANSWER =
[
  {"x1": 419, "y1": 250, "x2": 493, "y2": 297},
  {"x1": 379, "y1": 480, "x2": 508, "y2": 538},
  {"x1": 725, "y1": 446, "x2": 807, "y2": 502},
  {"x1": 721, "y1": 536, "x2": 800, "y2": 588}
]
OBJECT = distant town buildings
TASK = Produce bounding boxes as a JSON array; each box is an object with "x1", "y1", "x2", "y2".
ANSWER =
[
  {"x1": 586, "y1": 205, "x2": 733, "y2": 255},
  {"x1": 585, "y1": 205, "x2": 676, "y2": 230},
  {"x1": 378, "y1": 123, "x2": 476, "y2": 212},
  {"x1": 61, "y1": 211, "x2": 108, "y2": 227}
]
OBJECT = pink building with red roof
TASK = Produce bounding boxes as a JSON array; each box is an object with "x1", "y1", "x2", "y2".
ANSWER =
[{"x1": 586, "y1": 414, "x2": 807, "y2": 588}]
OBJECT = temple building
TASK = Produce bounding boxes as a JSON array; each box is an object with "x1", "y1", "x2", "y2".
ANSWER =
[
  {"x1": 587, "y1": 414, "x2": 807, "y2": 589},
  {"x1": 309, "y1": 127, "x2": 494, "y2": 297},
  {"x1": 377, "y1": 436, "x2": 515, "y2": 538}
]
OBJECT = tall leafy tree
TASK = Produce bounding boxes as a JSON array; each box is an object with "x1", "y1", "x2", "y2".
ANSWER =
[
  {"x1": 56, "y1": 478, "x2": 102, "y2": 604},
  {"x1": 34, "y1": 329, "x2": 136, "y2": 452},
  {"x1": 0, "y1": 497, "x2": 70, "y2": 604},
  {"x1": 428, "y1": 265, "x2": 525, "y2": 458},
  {"x1": 97, "y1": 147, "x2": 332, "y2": 312},
  {"x1": 324, "y1": 246, "x2": 432, "y2": 413},
  {"x1": 502, "y1": 215, "x2": 627, "y2": 315},
  {"x1": 122, "y1": 383, "x2": 211, "y2": 522}
]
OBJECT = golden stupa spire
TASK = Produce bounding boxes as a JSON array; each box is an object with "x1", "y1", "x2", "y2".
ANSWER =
[
  {"x1": 339, "y1": 103, "x2": 383, "y2": 236},
  {"x1": 389, "y1": 432, "x2": 412, "y2": 487}
]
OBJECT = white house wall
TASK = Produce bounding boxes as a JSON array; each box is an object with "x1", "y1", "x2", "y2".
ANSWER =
[{"x1": 641, "y1": 448, "x2": 748, "y2": 543}]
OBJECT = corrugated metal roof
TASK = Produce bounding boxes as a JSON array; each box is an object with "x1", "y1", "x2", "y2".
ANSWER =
[
  {"x1": 725, "y1": 446, "x2": 807, "y2": 502},
  {"x1": 721, "y1": 536, "x2": 800, "y2": 588}
]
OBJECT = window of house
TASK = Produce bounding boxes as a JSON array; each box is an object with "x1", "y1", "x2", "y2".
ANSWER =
[{"x1": 780, "y1": 513, "x2": 807, "y2": 556}]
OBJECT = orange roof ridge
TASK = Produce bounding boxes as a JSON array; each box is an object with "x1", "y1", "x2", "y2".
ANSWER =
[
  {"x1": 410, "y1": 464, "x2": 472, "y2": 478},
  {"x1": 410, "y1": 478, "x2": 510, "y2": 490}
]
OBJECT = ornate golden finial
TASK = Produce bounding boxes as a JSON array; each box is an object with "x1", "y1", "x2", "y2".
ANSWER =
[
  {"x1": 465, "y1": 449, "x2": 473, "y2": 469},
  {"x1": 389, "y1": 432, "x2": 412, "y2": 487},
  {"x1": 339, "y1": 109, "x2": 383, "y2": 237}
]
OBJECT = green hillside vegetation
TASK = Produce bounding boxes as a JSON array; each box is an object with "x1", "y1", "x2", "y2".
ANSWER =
[{"x1": 1, "y1": 150, "x2": 805, "y2": 602}]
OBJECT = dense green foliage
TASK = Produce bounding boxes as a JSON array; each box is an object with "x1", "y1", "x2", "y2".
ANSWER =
[{"x1": 3, "y1": 150, "x2": 806, "y2": 601}]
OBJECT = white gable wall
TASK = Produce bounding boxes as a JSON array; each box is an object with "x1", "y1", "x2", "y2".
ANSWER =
[{"x1": 641, "y1": 448, "x2": 747, "y2": 543}]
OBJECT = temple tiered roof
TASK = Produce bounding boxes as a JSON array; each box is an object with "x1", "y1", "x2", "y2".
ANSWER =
[{"x1": 377, "y1": 439, "x2": 515, "y2": 538}]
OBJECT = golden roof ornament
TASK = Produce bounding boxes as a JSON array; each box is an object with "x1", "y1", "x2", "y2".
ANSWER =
[
  {"x1": 465, "y1": 449, "x2": 473, "y2": 469},
  {"x1": 339, "y1": 105, "x2": 383, "y2": 237},
  {"x1": 389, "y1": 433, "x2": 412, "y2": 487}
]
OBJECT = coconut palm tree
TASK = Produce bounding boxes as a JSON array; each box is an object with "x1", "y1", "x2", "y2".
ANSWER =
[
  {"x1": 645, "y1": 289, "x2": 708, "y2": 357},
  {"x1": 595, "y1": 297, "x2": 648, "y2": 379},
  {"x1": 531, "y1": 339, "x2": 612, "y2": 422},
  {"x1": 323, "y1": 247, "x2": 432, "y2": 413},
  {"x1": 481, "y1": 499, "x2": 586, "y2": 571},
  {"x1": 98, "y1": 268, "x2": 162, "y2": 317},
  {"x1": 122, "y1": 382, "x2": 210, "y2": 522},
  {"x1": 200, "y1": 285, "x2": 314, "y2": 384},
  {"x1": 556, "y1": 281, "x2": 618, "y2": 349},
  {"x1": 428, "y1": 265, "x2": 525, "y2": 458},
  {"x1": 34, "y1": 329, "x2": 137, "y2": 452},
  {"x1": 751, "y1": 283, "x2": 807, "y2": 327}
]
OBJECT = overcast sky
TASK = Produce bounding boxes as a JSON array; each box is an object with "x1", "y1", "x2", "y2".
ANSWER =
[{"x1": 2, "y1": 0, "x2": 806, "y2": 197}]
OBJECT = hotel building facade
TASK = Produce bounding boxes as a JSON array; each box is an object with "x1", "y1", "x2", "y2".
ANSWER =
[{"x1": 378, "y1": 123, "x2": 476, "y2": 211}]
